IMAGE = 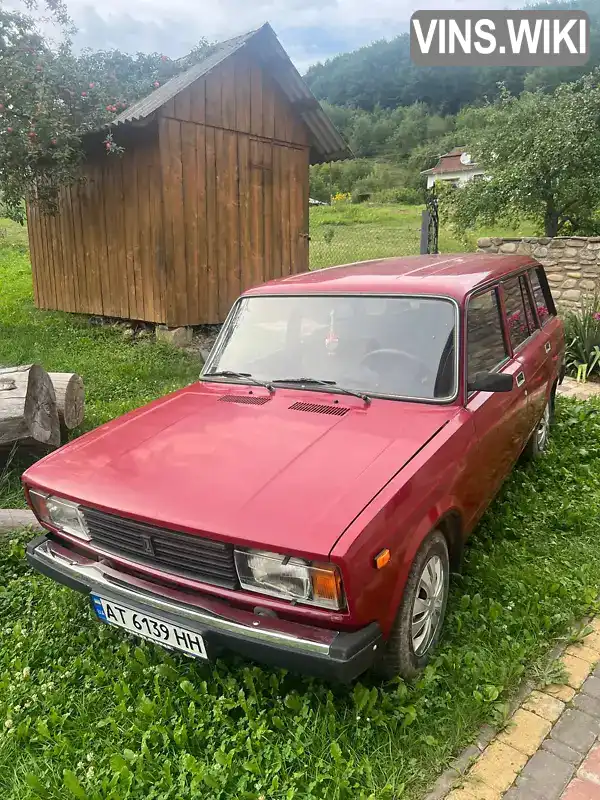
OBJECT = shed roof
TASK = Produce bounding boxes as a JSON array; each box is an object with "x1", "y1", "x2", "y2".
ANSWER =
[{"x1": 110, "y1": 24, "x2": 351, "y2": 164}]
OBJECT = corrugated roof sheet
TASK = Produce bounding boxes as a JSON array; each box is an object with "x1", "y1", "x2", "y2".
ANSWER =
[{"x1": 108, "y1": 23, "x2": 350, "y2": 164}]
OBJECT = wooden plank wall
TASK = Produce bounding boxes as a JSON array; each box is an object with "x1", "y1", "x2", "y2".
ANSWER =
[
  {"x1": 28, "y1": 50, "x2": 311, "y2": 326},
  {"x1": 159, "y1": 50, "x2": 311, "y2": 325},
  {"x1": 161, "y1": 51, "x2": 308, "y2": 147},
  {"x1": 28, "y1": 135, "x2": 167, "y2": 322}
]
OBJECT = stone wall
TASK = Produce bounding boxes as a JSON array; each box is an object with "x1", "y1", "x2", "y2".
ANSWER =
[{"x1": 477, "y1": 236, "x2": 600, "y2": 311}]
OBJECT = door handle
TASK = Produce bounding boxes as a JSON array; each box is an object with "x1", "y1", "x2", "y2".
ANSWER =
[
  {"x1": 516, "y1": 372, "x2": 525, "y2": 387},
  {"x1": 545, "y1": 341, "x2": 552, "y2": 354}
]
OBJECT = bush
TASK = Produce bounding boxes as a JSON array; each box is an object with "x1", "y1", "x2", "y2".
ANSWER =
[
  {"x1": 563, "y1": 294, "x2": 600, "y2": 380},
  {"x1": 370, "y1": 187, "x2": 422, "y2": 205},
  {"x1": 309, "y1": 159, "x2": 375, "y2": 204},
  {"x1": 351, "y1": 177, "x2": 375, "y2": 203}
]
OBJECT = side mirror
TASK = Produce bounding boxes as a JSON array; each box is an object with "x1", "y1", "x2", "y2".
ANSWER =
[{"x1": 468, "y1": 371, "x2": 513, "y2": 393}]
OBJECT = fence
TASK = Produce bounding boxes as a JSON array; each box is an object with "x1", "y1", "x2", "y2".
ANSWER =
[{"x1": 308, "y1": 206, "x2": 423, "y2": 270}]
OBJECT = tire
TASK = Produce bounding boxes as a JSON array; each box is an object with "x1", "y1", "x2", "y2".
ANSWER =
[
  {"x1": 376, "y1": 530, "x2": 450, "y2": 680},
  {"x1": 522, "y1": 391, "x2": 554, "y2": 461}
]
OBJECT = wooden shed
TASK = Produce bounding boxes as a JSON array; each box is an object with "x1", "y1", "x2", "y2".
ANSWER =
[{"x1": 26, "y1": 24, "x2": 350, "y2": 326}]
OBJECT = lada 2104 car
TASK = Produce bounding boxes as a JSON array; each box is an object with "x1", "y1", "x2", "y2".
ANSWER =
[{"x1": 24, "y1": 254, "x2": 565, "y2": 681}]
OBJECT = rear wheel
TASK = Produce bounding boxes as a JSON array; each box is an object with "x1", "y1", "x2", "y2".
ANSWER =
[
  {"x1": 523, "y1": 393, "x2": 554, "y2": 460},
  {"x1": 377, "y1": 531, "x2": 449, "y2": 680}
]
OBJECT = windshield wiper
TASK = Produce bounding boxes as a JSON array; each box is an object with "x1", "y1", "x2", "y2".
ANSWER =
[
  {"x1": 204, "y1": 370, "x2": 274, "y2": 394},
  {"x1": 271, "y1": 377, "x2": 371, "y2": 406}
]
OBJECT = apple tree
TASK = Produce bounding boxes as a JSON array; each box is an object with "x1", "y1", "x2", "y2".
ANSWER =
[
  {"x1": 0, "y1": 0, "x2": 209, "y2": 221},
  {"x1": 446, "y1": 72, "x2": 600, "y2": 238}
]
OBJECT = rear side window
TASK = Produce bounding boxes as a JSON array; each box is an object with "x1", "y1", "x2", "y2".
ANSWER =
[
  {"x1": 529, "y1": 267, "x2": 556, "y2": 326},
  {"x1": 503, "y1": 275, "x2": 539, "y2": 351},
  {"x1": 467, "y1": 289, "x2": 508, "y2": 384}
]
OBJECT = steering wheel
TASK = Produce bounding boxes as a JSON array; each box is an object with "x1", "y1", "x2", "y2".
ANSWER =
[{"x1": 360, "y1": 348, "x2": 436, "y2": 387}]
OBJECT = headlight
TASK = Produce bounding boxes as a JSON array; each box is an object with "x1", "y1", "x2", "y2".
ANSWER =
[
  {"x1": 28, "y1": 490, "x2": 90, "y2": 541},
  {"x1": 234, "y1": 549, "x2": 345, "y2": 610}
]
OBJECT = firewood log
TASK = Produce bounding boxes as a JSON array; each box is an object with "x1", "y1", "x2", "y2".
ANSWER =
[
  {"x1": 47, "y1": 372, "x2": 85, "y2": 431},
  {"x1": 0, "y1": 365, "x2": 60, "y2": 447}
]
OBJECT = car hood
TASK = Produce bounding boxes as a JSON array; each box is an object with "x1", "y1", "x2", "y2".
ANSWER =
[{"x1": 24, "y1": 384, "x2": 458, "y2": 558}]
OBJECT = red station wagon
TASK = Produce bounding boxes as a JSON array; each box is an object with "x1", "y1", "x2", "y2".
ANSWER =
[{"x1": 24, "y1": 254, "x2": 565, "y2": 681}]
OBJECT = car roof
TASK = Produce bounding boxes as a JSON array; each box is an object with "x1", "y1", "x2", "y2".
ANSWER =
[{"x1": 243, "y1": 253, "x2": 538, "y2": 302}]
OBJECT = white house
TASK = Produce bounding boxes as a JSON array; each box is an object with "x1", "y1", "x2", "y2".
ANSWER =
[{"x1": 421, "y1": 147, "x2": 486, "y2": 190}]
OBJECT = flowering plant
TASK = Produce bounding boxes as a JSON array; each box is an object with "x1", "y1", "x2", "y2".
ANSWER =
[
  {"x1": 564, "y1": 294, "x2": 600, "y2": 381},
  {"x1": 0, "y1": 1, "x2": 211, "y2": 221}
]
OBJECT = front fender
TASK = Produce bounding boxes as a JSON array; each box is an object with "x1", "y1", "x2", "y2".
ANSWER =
[{"x1": 331, "y1": 412, "x2": 473, "y2": 636}]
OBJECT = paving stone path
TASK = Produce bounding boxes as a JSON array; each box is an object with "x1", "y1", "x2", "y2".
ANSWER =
[
  {"x1": 557, "y1": 377, "x2": 600, "y2": 402},
  {"x1": 439, "y1": 622, "x2": 600, "y2": 799},
  {"x1": 0, "y1": 508, "x2": 41, "y2": 532}
]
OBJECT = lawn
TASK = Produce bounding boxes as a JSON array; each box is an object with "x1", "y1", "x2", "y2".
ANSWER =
[
  {"x1": 1, "y1": 215, "x2": 597, "y2": 800},
  {"x1": 308, "y1": 203, "x2": 538, "y2": 269}
]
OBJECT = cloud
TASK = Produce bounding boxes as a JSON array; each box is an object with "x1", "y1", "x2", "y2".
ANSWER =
[{"x1": 60, "y1": 0, "x2": 527, "y2": 70}]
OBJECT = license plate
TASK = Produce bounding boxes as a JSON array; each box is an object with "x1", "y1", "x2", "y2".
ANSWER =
[{"x1": 91, "y1": 595, "x2": 207, "y2": 659}]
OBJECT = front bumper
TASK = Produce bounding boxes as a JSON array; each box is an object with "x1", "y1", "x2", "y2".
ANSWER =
[{"x1": 27, "y1": 534, "x2": 382, "y2": 682}]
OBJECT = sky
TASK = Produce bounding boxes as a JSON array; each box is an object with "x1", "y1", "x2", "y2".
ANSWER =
[{"x1": 56, "y1": 0, "x2": 526, "y2": 72}]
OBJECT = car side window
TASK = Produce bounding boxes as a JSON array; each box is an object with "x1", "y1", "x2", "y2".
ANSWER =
[
  {"x1": 529, "y1": 267, "x2": 556, "y2": 326},
  {"x1": 503, "y1": 275, "x2": 539, "y2": 351},
  {"x1": 467, "y1": 289, "x2": 508, "y2": 386}
]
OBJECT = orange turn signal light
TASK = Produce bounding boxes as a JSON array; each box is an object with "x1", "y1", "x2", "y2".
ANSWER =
[
  {"x1": 374, "y1": 549, "x2": 391, "y2": 569},
  {"x1": 311, "y1": 563, "x2": 345, "y2": 609}
]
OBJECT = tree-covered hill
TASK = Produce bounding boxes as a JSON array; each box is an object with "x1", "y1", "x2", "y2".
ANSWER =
[{"x1": 305, "y1": 0, "x2": 600, "y2": 114}]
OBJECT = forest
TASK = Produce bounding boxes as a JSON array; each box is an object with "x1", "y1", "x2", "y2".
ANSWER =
[{"x1": 306, "y1": 0, "x2": 600, "y2": 205}]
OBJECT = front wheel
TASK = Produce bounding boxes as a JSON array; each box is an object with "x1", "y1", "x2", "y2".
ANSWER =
[{"x1": 376, "y1": 531, "x2": 449, "y2": 680}]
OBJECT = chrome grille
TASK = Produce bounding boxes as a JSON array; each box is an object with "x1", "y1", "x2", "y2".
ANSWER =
[{"x1": 83, "y1": 507, "x2": 238, "y2": 589}]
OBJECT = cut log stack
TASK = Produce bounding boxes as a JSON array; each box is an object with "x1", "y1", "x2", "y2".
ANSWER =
[
  {"x1": 0, "y1": 365, "x2": 84, "y2": 450},
  {"x1": 48, "y1": 372, "x2": 85, "y2": 437}
]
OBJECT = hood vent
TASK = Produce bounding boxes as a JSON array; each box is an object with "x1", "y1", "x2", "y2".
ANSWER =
[
  {"x1": 219, "y1": 395, "x2": 270, "y2": 406},
  {"x1": 289, "y1": 401, "x2": 349, "y2": 416}
]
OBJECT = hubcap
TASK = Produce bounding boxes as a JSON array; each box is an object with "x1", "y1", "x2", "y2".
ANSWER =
[
  {"x1": 536, "y1": 402, "x2": 551, "y2": 451},
  {"x1": 411, "y1": 555, "x2": 447, "y2": 656}
]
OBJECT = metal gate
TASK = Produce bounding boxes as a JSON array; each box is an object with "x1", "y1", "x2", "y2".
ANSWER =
[{"x1": 420, "y1": 190, "x2": 439, "y2": 255}]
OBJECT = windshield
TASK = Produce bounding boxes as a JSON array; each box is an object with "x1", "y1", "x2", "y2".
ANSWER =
[{"x1": 204, "y1": 295, "x2": 458, "y2": 401}]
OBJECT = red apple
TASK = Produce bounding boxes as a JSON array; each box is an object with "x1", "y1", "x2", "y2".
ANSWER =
[
  {"x1": 7, "y1": 127, "x2": 12, "y2": 133},
  {"x1": 153, "y1": 81, "x2": 160, "y2": 88},
  {"x1": 81, "y1": 91, "x2": 87, "y2": 97}
]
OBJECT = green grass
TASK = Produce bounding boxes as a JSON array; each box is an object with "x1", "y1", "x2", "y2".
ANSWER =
[
  {"x1": 0, "y1": 219, "x2": 30, "y2": 252},
  {"x1": 308, "y1": 203, "x2": 538, "y2": 269},
  {"x1": 2, "y1": 400, "x2": 600, "y2": 800},
  {"x1": 0, "y1": 228, "x2": 199, "y2": 508}
]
